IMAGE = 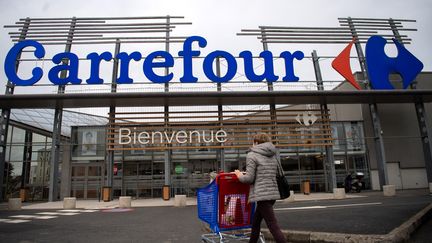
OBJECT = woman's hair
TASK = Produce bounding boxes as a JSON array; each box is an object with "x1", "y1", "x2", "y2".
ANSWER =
[{"x1": 253, "y1": 133, "x2": 271, "y2": 144}]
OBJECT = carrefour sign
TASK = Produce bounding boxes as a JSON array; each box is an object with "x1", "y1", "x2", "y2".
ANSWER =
[
  {"x1": 4, "y1": 36, "x2": 304, "y2": 86},
  {"x1": 3, "y1": 35, "x2": 423, "y2": 90}
]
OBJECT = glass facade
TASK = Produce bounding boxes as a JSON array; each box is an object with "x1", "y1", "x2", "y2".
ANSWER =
[
  {"x1": 2, "y1": 109, "x2": 107, "y2": 200},
  {"x1": 3, "y1": 125, "x2": 54, "y2": 200},
  {"x1": 67, "y1": 121, "x2": 370, "y2": 199},
  {"x1": 281, "y1": 121, "x2": 370, "y2": 192},
  {"x1": 3, "y1": 110, "x2": 370, "y2": 200}
]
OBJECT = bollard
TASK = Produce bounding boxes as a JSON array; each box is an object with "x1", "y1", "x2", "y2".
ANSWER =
[
  {"x1": 286, "y1": 190, "x2": 295, "y2": 202},
  {"x1": 383, "y1": 185, "x2": 396, "y2": 196},
  {"x1": 8, "y1": 198, "x2": 22, "y2": 210},
  {"x1": 174, "y1": 195, "x2": 187, "y2": 207},
  {"x1": 119, "y1": 196, "x2": 132, "y2": 208},
  {"x1": 63, "y1": 197, "x2": 77, "y2": 209},
  {"x1": 333, "y1": 188, "x2": 346, "y2": 199}
]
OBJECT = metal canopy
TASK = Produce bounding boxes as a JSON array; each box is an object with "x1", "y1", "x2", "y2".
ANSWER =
[
  {"x1": 238, "y1": 17, "x2": 415, "y2": 44},
  {"x1": 0, "y1": 90, "x2": 431, "y2": 108}
]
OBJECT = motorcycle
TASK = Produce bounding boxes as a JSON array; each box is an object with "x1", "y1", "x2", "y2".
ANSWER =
[{"x1": 344, "y1": 172, "x2": 364, "y2": 193}]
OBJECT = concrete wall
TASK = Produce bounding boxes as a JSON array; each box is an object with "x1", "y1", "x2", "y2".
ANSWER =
[
  {"x1": 328, "y1": 103, "x2": 363, "y2": 122},
  {"x1": 363, "y1": 73, "x2": 432, "y2": 171},
  {"x1": 371, "y1": 168, "x2": 428, "y2": 190},
  {"x1": 327, "y1": 81, "x2": 364, "y2": 122},
  {"x1": 60, "y1": 143, "x2": 71, "y2": 200},
  {"x1": 336, "y1": 72, "x2": 432, "y2": 190},
  {"x1": 401, "y1": 168, "x2": 429, "y2": 189}
]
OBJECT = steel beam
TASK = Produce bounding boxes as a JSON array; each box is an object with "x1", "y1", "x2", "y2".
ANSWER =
[
  {"x1": 48, "y1": 17, "x2": 76, "y2": 202},
  {"x1": 164, "y1": 16, "x2": 172, "y2": 191},
  {"x1": 312, "y1": 50, "x2": 337, "y2": 192},
  {"x1": 346, "y1": 17, "x2": 389, "y2": 188},
  {"x1": 216, "y1": 57, "x2": 226, "y2": 172},
  {"x1": 105, "y1": 39, "x2": 121, "y2": 201},
  {"x1": 0, "y1": 18, "x2": 30, "y2": 200},
  {"x1": 389, "y1": 19, "x2": 432, "y2": 183}
]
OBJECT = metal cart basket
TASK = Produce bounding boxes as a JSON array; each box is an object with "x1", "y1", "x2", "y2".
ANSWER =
[{"x1": 197, "y1": 173, "x2": 265, "y2": 242}]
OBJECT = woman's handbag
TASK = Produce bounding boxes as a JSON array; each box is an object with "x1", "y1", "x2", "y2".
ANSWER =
[{"x1": 276, "y1": 154, "x2": 290, "y2": 199}]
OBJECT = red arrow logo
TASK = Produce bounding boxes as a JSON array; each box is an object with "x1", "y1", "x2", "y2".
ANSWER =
[{"x1": 332, "y1": 38, "x2": 362, "y2": 90}]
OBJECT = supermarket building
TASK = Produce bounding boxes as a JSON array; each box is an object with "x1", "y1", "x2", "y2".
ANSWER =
[{"x1": 0, "y1": 16, "x2": 431, "y2": 201}]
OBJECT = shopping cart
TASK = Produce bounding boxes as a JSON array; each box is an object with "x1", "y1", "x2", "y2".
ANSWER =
[{"x1": 197, "y1": 173, "x2": 265, "y2": 242}]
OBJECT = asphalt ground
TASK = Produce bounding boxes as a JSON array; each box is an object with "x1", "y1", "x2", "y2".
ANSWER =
[
  {"x1": 0, "y1": 207, "x2": 202, "y2": 243},
  {"x1": 0, "y1": 190, "x2": 431, "y2": 242},
  {"x1": 272, "y1": 192, "x2": 432, "y2": 235}
]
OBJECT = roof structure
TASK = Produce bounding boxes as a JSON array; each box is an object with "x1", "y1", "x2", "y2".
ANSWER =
[{"x1": 10, "y1": 109, "x2": 108, "y2": 137}]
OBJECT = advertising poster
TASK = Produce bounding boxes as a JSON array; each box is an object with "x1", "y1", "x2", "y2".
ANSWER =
[{"x1": 81, "y1": 130, "x2": 97, "y2": 156}]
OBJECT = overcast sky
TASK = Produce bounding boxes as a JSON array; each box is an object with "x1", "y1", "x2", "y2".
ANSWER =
[{"x1": 0, "y1": 0, "x2": 431, "y2": 96}]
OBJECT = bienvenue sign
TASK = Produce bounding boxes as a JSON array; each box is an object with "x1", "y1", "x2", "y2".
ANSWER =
[{"x1": 118, "y1": 128, "x2": 228, "y2": 145}]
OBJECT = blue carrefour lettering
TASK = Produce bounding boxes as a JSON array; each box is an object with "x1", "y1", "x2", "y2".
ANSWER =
[
  {"x1": 4, "y1": 40, "x2": 45, "y2": 86},
  {"x1": 280, "y1": 51, "x2": 304, "y2": 82},
  {"x1": 117, "y1": 52, "x2": 142, "y2": 84},
  {"x1": 240, "y1": 51, "x2": 278, "y2": 82},
  {"x1": 48, "y1": 52, "x2": 82, "y2": 85},
  {"x1": 178, "y1": 36, "x2": 207, "y2": 83},
  {"x1": 3, "y1": 36, "x2": 308, "y2": 86},
  {"x1": 203, "y1": 51, "x2": 237, "y2": 83},
  {"x1": 143, "y1": 51, "x2": 174, "y2": 83},
  {"x1": 86, "y1": 52, "x2": 113, "y2": 84},
  {"x1": 366, "y1": 35, "x2": 424, "y2": 89}
]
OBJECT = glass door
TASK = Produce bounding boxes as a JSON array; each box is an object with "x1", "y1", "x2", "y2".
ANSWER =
[{"x1": 71, "y1": 164, "x2": 102, "y2": 199}]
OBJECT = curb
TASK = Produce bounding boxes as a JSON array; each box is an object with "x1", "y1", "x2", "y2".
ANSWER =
[{"x1": 261, "y1": 202, "x2": 432, "y2": 243}]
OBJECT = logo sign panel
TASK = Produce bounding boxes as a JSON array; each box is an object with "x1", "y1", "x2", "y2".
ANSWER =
[
  {"x1": 332, "y1": 36, "x2": 423, "y2": 90},
  {"x1": 3, "y1": 35, "x2": 423, "y2": 90}
]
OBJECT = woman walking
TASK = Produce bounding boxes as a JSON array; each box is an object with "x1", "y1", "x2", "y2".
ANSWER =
[{"x1": 234, "y1": 133, "x2": 286, "y2": 243}]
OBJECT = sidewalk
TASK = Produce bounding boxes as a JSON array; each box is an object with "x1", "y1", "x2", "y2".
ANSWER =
[{"x1": 1, "y1": 191, "x2": 364, "y2": 210}]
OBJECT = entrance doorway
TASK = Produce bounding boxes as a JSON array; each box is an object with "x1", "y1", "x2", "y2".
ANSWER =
[
  {"x1": 122, "y1": 161, "x2": 153, "y2": 198},
  {"x1": 71, "y1": 164, "x2": 103, "y2": 199}
]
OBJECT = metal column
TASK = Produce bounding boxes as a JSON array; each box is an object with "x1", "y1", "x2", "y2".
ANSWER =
[
  {"x1": 106, "y1": 39, "x2": 121, "y2": 199},
  {"x1": 164, "y1": 16, "x2": 172, "y2": 189},
  {"x1": 20, "y1": 131, "x2": 32, "y2": 189},
  {"x1": 389, "y1": 19, "x2": 432, "y2": 182},
  {"x1": 346, "y1": 17, "x2": 389, "y2": 188},
  {"x1": 0, "y1": 18, "x2": 30, "y2": 200},
  {"x1": 216, "y1": 57, "x2": 226, "y2": 172},
  {"x1": 260, "y1": 27, "x2": 277, "y2": 139},
  {"x1": 312, "y1": 50, "x2": 337, "y2": 191},
  {"x1": 49, "y1": 17, "x2": 77, "y2": 201}
]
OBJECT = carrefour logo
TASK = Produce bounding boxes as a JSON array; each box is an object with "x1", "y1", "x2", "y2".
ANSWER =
[
  {"x1": 3, "y1": 36, "x2": 303, "y2": 86},
  {"x1": 3, "y1": 35, "x2": 423, "y2": 89},
  {"x1": 296, "y1": 111, "x2": 317, "y2": 127},
  {"x1": 332, "y1": 35, "x2": 424, "y2": 90}
]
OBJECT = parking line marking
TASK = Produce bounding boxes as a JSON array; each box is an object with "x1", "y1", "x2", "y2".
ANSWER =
[
  {"x1": 4, "y1": 219, "x2": 31, "y2": 224},
  {"x1": 275, "y1": 206, "x2": 326, "y2": 211},
  {"x1": 10, "y1": 215, "x2": 39, "y2": 219},
  {"x1": 34, "y1": 216, "x2": 58, "y2": 219},
  {"x1": 57, "y1": 209, "x2": 98, "y2": 213},
  {"x1": 36, "y1": 212, "x2": 60, "y2": 215},
  {"x1": 36, "y1": 212, "x2": 80, "y2": 216},
  {"x1": 58, "y1": 212, "x2": 80, "y2": 216},
  {"x1": 326, "y1": 202, "x2": 382, "y2": 208},
  {"x1": 275, "y1": 202, "x2": 383, "y2": 211}
]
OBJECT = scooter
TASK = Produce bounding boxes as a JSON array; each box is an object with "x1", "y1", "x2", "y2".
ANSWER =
[{"x1": 344, "y1": 172, "x2": 364, "y2": 193}]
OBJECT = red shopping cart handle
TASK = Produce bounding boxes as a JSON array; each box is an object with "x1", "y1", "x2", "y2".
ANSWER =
[{"x1": 216, "y1": 172, "x2": 239, "y2": 184}]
